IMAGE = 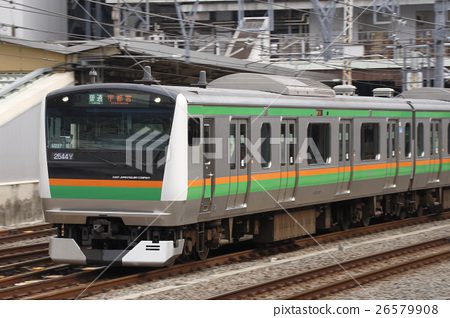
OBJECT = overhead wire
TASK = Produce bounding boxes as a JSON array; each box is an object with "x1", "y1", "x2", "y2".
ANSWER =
[
  {"x1": 84, "y1": 0, "x2": 440, "y2": 45},
  {"x1": 3, "y1": 0, "x2": 443, "y2": 48},
  {"x1": 1, "y1": 0, "x2": 439, "y2": 59},
  {"x1": 253, "y1": 0, "x2": 424, "y2": 40},
  {"x1": 0, "y1": 0, "x2": 440, "y2": 84},
  {"x1": 333, "y1": 0, "x2": 445, "y2": 28}
]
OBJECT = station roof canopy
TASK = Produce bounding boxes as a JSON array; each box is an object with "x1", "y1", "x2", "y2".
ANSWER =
[
  {"x1": 397, "y1": 87, "x2": 450, "y2": 102},
  {"x1": 0, "y1": 36, "x2": 334, "y2": 84}
]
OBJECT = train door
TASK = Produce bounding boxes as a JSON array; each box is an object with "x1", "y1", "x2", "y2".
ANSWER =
[
  {"x1": 336, "y1": 120, "x2": 352, "y2": 194},
  {"x1": 227, "y1": 119, "x2": 250, "y2": 209},
  {"x1": 428, "y1": 120, "x2": 441, "y2": 183},
  {"x1": 385, "y1": 120, "x2": 399, "y2": 188},
  {"x1": 200, "y1": 118, "x2": 215, "y2": 212},
  {"x1": 279, "y1": 120, "x2": 297, "y2": 202}
]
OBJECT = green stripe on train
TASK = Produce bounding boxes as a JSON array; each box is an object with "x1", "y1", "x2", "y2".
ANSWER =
[
  {"x1": 189, "y1": 105, "x2": 450, "y2": 119},
  {"x1": 50, "y1": 186, "x2": 162, "y2": 200},
  {"x1": 188, "y1": 105, "x2": 265, "y2": 116},
  {"x1": 186, "y1": 164, "x2": 431, "y2": 200},
  {"x1": 51, "y1": 163, "x2": 447, "y2": 201},
  {"x1": 188, "y1": 105, "x2": 417, "y2": 118},
  {"x1": 416, "y1": 112, "x2": 450, "y2": 118}
]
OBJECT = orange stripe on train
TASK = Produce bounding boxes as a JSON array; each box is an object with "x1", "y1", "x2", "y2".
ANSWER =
[{"x1": 49, "y1": 178, "x2": 163, "y2": 188}]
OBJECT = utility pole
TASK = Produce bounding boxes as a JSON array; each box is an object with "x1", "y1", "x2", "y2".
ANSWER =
[
  {"x1": 237, "y1": 0, "x2": 275, "y2": 31},
  {"x1": 310, "y1": 0, "x2": 336, "y2": 61},
  {"x1": 373, "y1": 0, "x2": 400, "y2": 25},
  {"x1": 342, "y1": 0, "x2": 353, "y2": 85},
  {"x1": 175, "y1": 0, "x2": 200, "y2": 63},
  {"x1": 434, "y1": 0, "x2": 448, "y2": 88},
  {"x1": 112, "y1": 0, "x2": 150, "y2": 37}
]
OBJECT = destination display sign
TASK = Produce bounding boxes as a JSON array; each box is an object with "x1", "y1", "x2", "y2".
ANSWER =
[
  {"x1": 88, "y1": 93, "x2": 135, "y2": 105},
  {"x1": 63, "y1": 91, "x2": 152, "y2": 108}
]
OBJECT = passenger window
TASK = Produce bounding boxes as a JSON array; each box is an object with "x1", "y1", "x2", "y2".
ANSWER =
[
  {"x1": 448, "y1": 123, "x2": 450, "y2": 155},
  {"x1": 361, "y1": 123, "x2": 380, "y2": 160},
  {"x1": 188, "y1": 118, "x2": 200, "y2": 146},
  {"x1": 433, "y1": 123, "x2": 440, "y2": 155},
  {"x1": 386, "y1": 125, "x2": 390, "y2": 159},
  {"x1": 288, "y1": 124, "x2": 295, "y2": 165},
  {"x1": 261, "y1": 123, "x2": 271, "y2": 168},
  {"x1": 405, "y1": 123, "x2": 411, "y2": 158},
  {"x1": 430, "y1": 125, "x2": 434, "y2": 155},
  {"x1": 345, "y1": 124, "x2": 350, "y2": 161},
  {"x1": 229, "y1": 123, "x2": 236, "y2": 170},
  {"x1": 240, "y1": 124, "x2": 247, "y2": 169},
  {"x1": 281, "y1": 124, "x2": 286, "y2": 166},
  {"x1": 307, "y1": 123, "x2": 331, "y2": 165},
  {"x1": 417, "y1": 123, "x2": 424, "y2": 157},
  {"x1": 339, "y1": 125, "x2": 343, "y2": 161},
  {"x1": 391, "y1": 124, "x2": 396, "y2": 158}
]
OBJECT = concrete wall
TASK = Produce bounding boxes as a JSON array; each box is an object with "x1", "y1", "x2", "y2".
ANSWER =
[
  {"x1": 0, "y1": 105, "x2": 41, "y2": 226},
  {"x1": 0, "y1": 106, "x2": 40, "y2": 183},
  {"x1": 0, "y1": 72, "x2": 74, "y2": 226},
  {"x1": 0, "y1": 182, "x2": 42, "y2": 226}
]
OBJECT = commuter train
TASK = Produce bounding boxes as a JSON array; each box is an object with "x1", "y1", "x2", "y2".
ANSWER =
[{"x1": 40, "y1": 73, "x2": 450, "y2": 266}]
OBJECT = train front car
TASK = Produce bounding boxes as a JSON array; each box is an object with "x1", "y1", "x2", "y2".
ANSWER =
[{"x1": 40, "y1": 84, "x2": 188, "y2": 266}]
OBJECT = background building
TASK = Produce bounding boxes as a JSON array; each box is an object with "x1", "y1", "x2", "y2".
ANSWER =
[{"x1": 0, "y1": 0, "x2": 68, "y2": 41}]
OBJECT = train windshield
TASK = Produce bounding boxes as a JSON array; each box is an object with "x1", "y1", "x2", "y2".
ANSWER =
[{"x1": 45, "y1": 88, "x2": 175, "y2": 180}]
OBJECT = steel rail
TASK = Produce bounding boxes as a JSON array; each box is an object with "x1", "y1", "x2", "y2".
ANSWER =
[
  {"x1": 0, "y1": 243, "x2": 49, "y2": 258},
  {"x1": 0, "y1": 264, "x2": 69, "y2": 289},
  {"x1": 23, "y1": 214, "x2": 450, "y2": 300},
  {"x1": 208, "y1": 238, "x2": 450, "y2": 299},
  {"x1": 0, "y1": 224, "x2": 55, "y2": 245},
  {"x1": 289, "y1": 249, "x2": 450, "y2": 299}
]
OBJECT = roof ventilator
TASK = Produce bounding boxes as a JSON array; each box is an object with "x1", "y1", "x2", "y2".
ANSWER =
[
  {"x1": 333, "y1": 84, "x2": 356, "y2": 96},
  {"x1": 135, "y1": 66, "x2": 160, "y2": 85},
  {"x1": 89, "y1": 68, "x2": 98, "y2": 84},
  {"x1": 195, "y1": 70, "x2": 208, "y2": 88},
  {"x1": 373, "y1": 88, "x2": 394, "y2": 98}
]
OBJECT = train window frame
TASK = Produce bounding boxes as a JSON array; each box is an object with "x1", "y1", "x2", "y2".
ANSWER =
[
  {"x1": 229, "y1": 123, "x2": 237, "y2": 170},
  {"x1": 391, "y1": 123, "x2": 396, "y2": 158},
  {"x1": 430, "y1": 124, "x2": 433, "y2": 156},
  {"x1": 405, "y1": 123, "x2": 411, "y2": 158},
  {"x1": 432, "y1": 122, "x2": 440, "y2": 155},
  {"x1": 281, "y1": 123, "x2": 286, "y2": 166},
  {"x1": 417, "y1": 123, "x2": 425, "y2": 157},
  {"x1": 448, "y1": 123, "x2": 450, "y2": 155},
  {"x1": 345, "y1": 123, "x2": 350, "y2": 161},
  {"x1": 339, "y1": 125, "x2": 343, "y2": 161},
  {"x1": 360, "y1": 123, "x2": 380, "y2": 161},
  {"x1": 386, "y1": 124, "x2": 390, "y2": 159},
  {"x1": 307, "y1": 123, "x2": 331, "y2": 165},
  {"x1": 260, "y1": 122, "x2": 272, "y2": 169},
  {"x1": 288, "y1": 123, "x2": 295, "y2": 165},
  {"x1": 239, "y1": 123, "x2": 247, "y2": 169},
  {"x1": 188, "y1": 117, "x2": 200, "y2": 146}
]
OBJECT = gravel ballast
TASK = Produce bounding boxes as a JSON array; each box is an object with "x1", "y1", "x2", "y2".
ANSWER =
[{"x1": 85, "y1": 219, "x2": 450, "y2": 300}]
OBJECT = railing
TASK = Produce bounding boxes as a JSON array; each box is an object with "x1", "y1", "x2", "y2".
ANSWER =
[{"x1": 0, "y1": 67, "x2": 53, "y2": 99}]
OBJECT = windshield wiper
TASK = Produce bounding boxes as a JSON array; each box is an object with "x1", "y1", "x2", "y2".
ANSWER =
[{"x1": 87, "y1": 152, "x2": 119, "y2": 167}]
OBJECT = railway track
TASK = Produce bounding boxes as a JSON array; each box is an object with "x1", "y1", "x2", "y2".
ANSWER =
[
  {"x1": 208, "y1": 238, "x2": 450, "y2": 300},
  {"x1": 0, "y1": 243, "x2": 52, "y2": 276},
  {"x1": 0, "y1": 223, "x2": 55, "y2": 245},
  {"x1": 4, "y1": 211, "x2": 449, "y2": 300},
  {"x1": 0, "y1": 224, "x2": 55, "y2": 278}
]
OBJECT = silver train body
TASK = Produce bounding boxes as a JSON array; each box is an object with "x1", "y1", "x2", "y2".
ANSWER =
[{"x1": 40, "y1": 73, "x2": 450, "y2": 266}]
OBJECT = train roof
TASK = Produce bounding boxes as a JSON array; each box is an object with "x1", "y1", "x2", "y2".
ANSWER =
[
  {"x1": 172, "y1": 86, "x2": 450, "y2": 112},
  {"x1": 47, "y1": 81, "x2": 450, "y2": 113},
  {"x1": 169, "y1": 73, "x2": 450, "y2": 112}
]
